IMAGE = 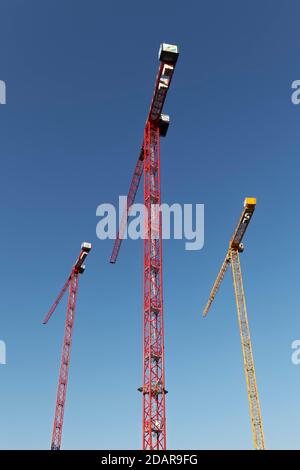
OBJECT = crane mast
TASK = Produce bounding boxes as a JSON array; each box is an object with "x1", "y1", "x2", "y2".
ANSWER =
[
  {"x1": 43, "y1": 242, "x2": 92, "y2": 450},
  {"x1": 142, "y1": 122, "x2": 166, "y2": 449},
  {"x1": 110, "y1": 44, "x2": 179, "y2": 450},
  {"x1": 203, "y1": 198, "x2": 265, "y2": 450},
  {"x1": 230, "y1": 248, "x2": 265, "y2": 450}
]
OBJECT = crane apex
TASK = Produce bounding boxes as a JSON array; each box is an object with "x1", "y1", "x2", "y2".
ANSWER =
[
  {"x1": 244, "y1": 197, "x2": 257, "y2": 207},
  {"x1": 158, "y1": 43, "x2": 179, "y2": 63},
  {"x1": 81, "y1": 242, "x2": 92, "y2": 252}
]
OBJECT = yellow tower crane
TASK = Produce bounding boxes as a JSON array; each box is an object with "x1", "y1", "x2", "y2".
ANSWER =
[{"x1": 203, "y1": 198, "x2": 265, "y2": 450}]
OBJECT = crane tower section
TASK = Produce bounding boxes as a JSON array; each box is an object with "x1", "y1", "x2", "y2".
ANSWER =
[
  {"x1": 43, "y1": 242, "x2": 92, "y2": 450},
  {"x1": 110, "y1": 43, "x2": 179, "y2": 450},
  {"x1": 202, "y1": 199, "x2": 265, "y2": 450}
]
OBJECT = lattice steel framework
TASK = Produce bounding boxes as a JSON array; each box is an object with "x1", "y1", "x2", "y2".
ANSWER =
[
  {"x1": 110, "y1": 153, "x2": 144, "y2": 263},
  {"x1": 51, "y1": 271, "x2": 79, "y2": 450},
  {"x1": 230, "y1": 249, "x2": 265, "y2": 450},
  {"x1": 43, "y1": 242, "x2": 91, "y2": 450},
  {"x1": 203, "y1": 199, "x2": 265, "y2": 450},
  {"x1": 109, "y1": 44, "x2": 179, "y2": 450},
  {"x1": 142, "y1": 122, "x2": 166, "y2": 449}
]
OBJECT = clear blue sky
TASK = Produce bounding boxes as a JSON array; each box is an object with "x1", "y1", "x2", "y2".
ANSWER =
[{"x1": 0, "y1": 0, "x2": 300, "y2": 450}]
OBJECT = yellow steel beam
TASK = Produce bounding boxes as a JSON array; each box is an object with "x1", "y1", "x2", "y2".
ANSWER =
[
  {"x1": 230, "y1": 249, "x2": 265, "y2": 450},
  {"x1": 203, "y1": 252, "x2": 230, "y2": 318}
]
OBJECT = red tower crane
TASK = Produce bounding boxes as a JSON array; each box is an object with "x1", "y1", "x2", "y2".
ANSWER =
[
  {"x1": 110, "y1": 43, "x2": 179, "y2": 450},
  {"x1": 43, "y1": 242, "x2": 92, "y2": 450}
]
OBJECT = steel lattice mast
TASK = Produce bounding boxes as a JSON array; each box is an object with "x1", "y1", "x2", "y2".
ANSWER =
[
  {"x1": 110, "y1": 44, "x2": 179, "y2": 449},
  {"x1": 203, "y1": 198, "x2": 265, "y2": 450},
  {"x1": 43, "y1": 242, "x2": 92, "y2": 450},
  {"x1": 142, "y1": 122, "x2": 166, "y2": 449}
]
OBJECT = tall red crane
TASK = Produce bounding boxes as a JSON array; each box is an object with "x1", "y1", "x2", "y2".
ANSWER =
[
  {"x1": 110, "y1": 43, "x2": 179, "y2": 450},
  {"x1": 43, "y1": 242, "x2": 92, "y2": 450}
]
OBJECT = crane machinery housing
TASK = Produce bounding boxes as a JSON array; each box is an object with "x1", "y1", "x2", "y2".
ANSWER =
[
  {"x1": 203, "y1": 198, "x2": 266, "y2": 450},
  {"x1": 43, "y1": 242, "x2": 92, "y2": 450},
  {"x1": 110, "y1": 43, "x2": 179, "y2": 450}
]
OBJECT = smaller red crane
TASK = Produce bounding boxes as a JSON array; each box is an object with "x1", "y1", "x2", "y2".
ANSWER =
[{"x1": 43, "y1": 242, "x2": 92, "y2": 450}]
